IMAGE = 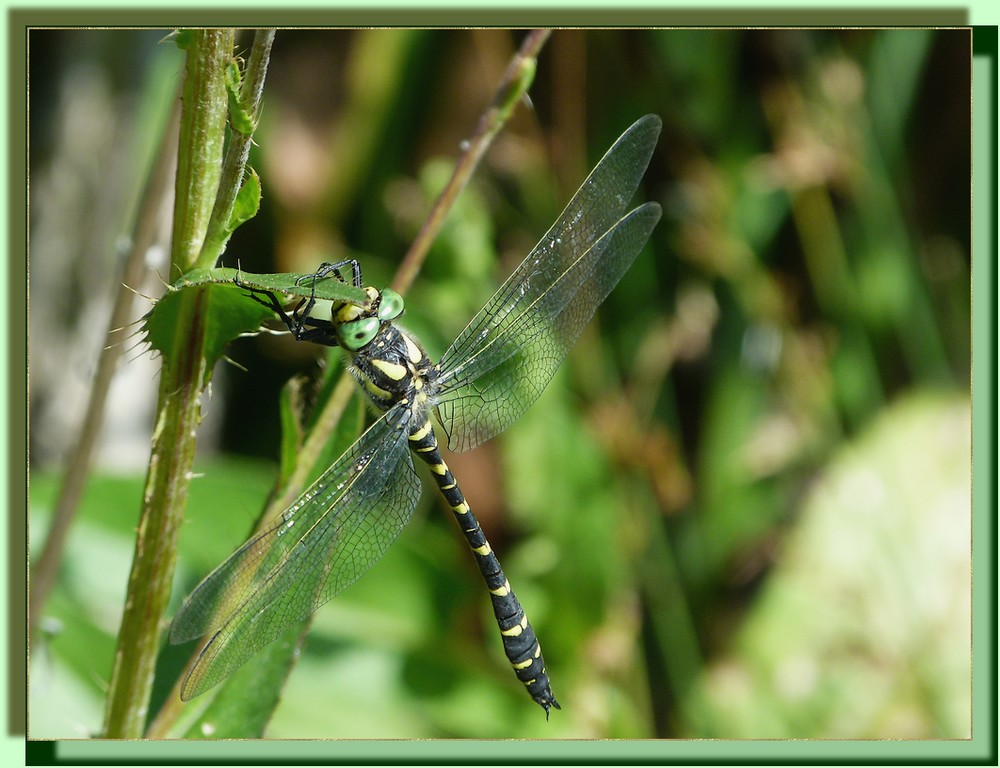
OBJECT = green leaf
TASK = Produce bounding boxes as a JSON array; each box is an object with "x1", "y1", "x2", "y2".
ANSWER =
[
  {"x1": 229, "y1": 168, "x2": 261, "y2": 231},
  {"x1": 276, "y1": 366, "x2": 366, "y2": 494},
  {"x1": 225, "y1": 57, "x2": 256, "y2": 135},
  {"x1": 179, "y1": 625, "x2": 304, "y2": 738},
  {"x1": 683, "y1": 392, "x2": 971, "y2": 738},
  {"x1": 304, "y1": 381, "x2": 366, "y2": 489},
  {"x1": 276, "y1": 378, "x2": 307, "y2": 489},
  {"x1": 170, "y1": 267, "x2": 368, "y2": 304},
  {"x1": 142, "y1": 265, "x2": 369, "y2": 386},
  {"x1": 143, "y1": 282, "x2": 270, "y2": 388}
]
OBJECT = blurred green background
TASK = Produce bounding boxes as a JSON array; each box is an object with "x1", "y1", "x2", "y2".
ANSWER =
[{"x1": 28, "y1": 29, "x2": 971, "y2": 739}]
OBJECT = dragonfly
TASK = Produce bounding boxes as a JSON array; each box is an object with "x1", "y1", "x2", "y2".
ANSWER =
[{"x1": 170, "y1": 114, "x2": 662, "y2": 716}]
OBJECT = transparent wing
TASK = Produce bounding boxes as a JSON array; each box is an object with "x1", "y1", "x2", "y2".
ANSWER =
[
  {"x1": 436, "y1": 115, "x2": 662, "y2": 452},
  {"x1": 170, "y1": 403, "x2": 420, "y2": 699}
]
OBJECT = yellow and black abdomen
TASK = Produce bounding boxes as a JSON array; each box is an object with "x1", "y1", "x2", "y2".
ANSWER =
[
  {"x1": 407, "y1": 416, "x2": 560, "y2": 715},
  {"x1": 348, "y1": 319, "x2": 559, "y2": 712}
]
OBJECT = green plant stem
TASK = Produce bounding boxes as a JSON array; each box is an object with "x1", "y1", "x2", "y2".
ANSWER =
[
  {"x1": 103, "y1": 291, "x2": 211, "y2": 739},
  {"x1": 172, "y1": 30, "x2": 234, "y2": 273},
  {"x1": 201, "y1": 28, "x2": 275, "y2": 263},
  {"x1": 102, "y1": 29, "x2": 234, "y2": 739}
]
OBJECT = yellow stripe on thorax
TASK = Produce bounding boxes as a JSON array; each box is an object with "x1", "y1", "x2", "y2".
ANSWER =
[
  {"x1": 370, "y1": 357, "x2": 408, "y2": 381},
  {"x1": 359, "y1": 375, "x2": 391, "y2": 400},
  {"x1": 401, "y1": 332, "x2": 424, "y2": 365}
]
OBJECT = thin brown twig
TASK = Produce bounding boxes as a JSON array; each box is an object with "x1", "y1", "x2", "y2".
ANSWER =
[{"x1": 391, "y1": 29, "x2": 551, "y2": 296}]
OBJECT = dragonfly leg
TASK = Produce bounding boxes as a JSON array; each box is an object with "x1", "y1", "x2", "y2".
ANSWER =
[{"x1": 234, "y1": 275, "x2": 343, "y2": 346}]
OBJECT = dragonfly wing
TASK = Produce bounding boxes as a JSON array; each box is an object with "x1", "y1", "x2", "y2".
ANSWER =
[
  {"x1": 435, "y1": 115, "x2": 660, "y2": 453},
  {"x1": 170, "y1": 403, "x2": 420, "y2": 699},
  {"x1": 436, "y1": 200, "x2": 661, "y2": 452}
]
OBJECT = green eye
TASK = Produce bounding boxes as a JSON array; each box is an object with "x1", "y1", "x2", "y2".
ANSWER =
[
  {"x1": 378, "y1": 288, "x2": 404, "y2": 321},
  {"x1": 337, "y1": 317, "x2": 380, "y2": 350}
]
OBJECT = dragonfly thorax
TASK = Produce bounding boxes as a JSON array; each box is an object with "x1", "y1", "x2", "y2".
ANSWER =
[{"x1": 347, "y1": 319, "x2": 438, "y2": 415}]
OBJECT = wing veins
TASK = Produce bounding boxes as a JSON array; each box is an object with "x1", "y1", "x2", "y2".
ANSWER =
[
  {"x1": 174, "y1": 407, "x2": 415, "y2": 699},
  {"x1": 439, "y1": 115, "x2": 661, "y2": 389},
  {"x1": 437, "y1": 209, "x2": 631, "y2": 393}
]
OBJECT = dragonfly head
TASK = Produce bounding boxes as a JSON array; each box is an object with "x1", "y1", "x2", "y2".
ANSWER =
[{"x1": 332, "y1": 286, "x2": 405, "y2": 351}]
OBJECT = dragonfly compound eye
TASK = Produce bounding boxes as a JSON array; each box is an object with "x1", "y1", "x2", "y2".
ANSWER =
[
  {"x1": 338, "y1": 316, "x2": 380, "y2": 350},
  {"x1": 377, "y1": 288, "x2": 404, "y2": 322}
]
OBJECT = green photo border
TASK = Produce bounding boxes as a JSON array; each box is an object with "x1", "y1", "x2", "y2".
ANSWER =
[{"x1": 11, "y1": 3, "x2": 995, "y2": 765}]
